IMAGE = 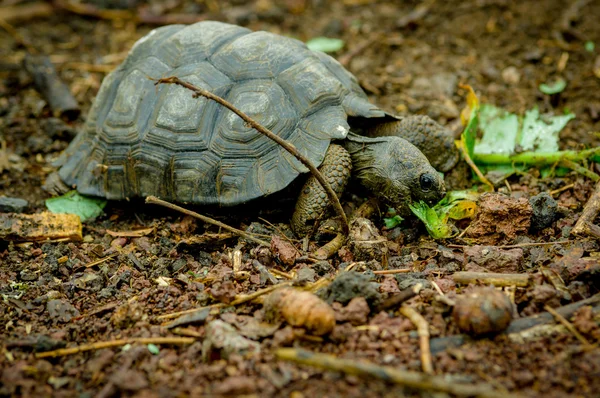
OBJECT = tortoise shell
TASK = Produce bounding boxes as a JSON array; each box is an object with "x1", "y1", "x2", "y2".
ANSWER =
[{"x1": 57, "y1": 21, "x2": 386, "y2": 205}]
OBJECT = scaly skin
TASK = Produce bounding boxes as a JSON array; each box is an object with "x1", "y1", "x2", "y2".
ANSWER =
[
  {"x1": 291, "y1": 134, "x2": 445, "y2": 240},
  {"x1": 359, "y1": 115, "x2": 459, "y2": 173},
  {"x1": 291, "y1": 144, "x2": 352, "y2": 237}
]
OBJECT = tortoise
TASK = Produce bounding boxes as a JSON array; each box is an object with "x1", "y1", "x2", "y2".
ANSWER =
[{"x1": 49, "y1": 21, "x2": 458, "y2": 236}]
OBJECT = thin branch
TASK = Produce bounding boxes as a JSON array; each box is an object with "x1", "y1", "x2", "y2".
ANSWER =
[
  {"x1": 448, "y1": 240, "x2": 574, "y2": 249},
  {"x1": 275, "y1": 348, "x2": 514, "y2": 398},
  {"x1": 146, "y1": 195, "x2": 269, "y2": 246},
  {"x1": 452, "y1": 271, "x2": 530, "y2": 287},
  {"x1": 156, "y1": 281, "x2": 293, "y2": 321},
  {"x1": 154, "y1": 76, "x2": 349, "y2": 236},
  {"x1": 35, "y1": 337, "x2": 195, "y2": 359},
  {"x1": 400, "y1": 306, "x2": 433, "y2": 374},
  {"x1": 572, "y1": 179, "x2": 600, "y2": 236},
  {"x1": 372, "y1": 268, "x2": 412, "y2": 275},
  {"x1": 376, "y1": 283, "x2": 423, "y2": 312},
  {"x1": 544, "y1": 305, "x2": 592, "y2": 346}
]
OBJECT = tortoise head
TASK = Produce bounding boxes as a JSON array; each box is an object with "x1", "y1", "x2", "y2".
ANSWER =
[{"x1": 344, "y1": 134, "x2": 445, "y2": 214}]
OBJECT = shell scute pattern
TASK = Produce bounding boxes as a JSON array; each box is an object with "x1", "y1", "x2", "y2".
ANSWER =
[{"x1": 58, "y1": 21, "x2": 363, "y2": 205}]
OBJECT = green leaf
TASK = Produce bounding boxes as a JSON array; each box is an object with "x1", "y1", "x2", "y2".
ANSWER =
[
  {"x1": 383, "y1": 215, "x2": 404, "y2": 229},
  {"x1": 474, "y1": 104, "x2": 519, "y2": 155},
  {"x1": 306, "y1": 37, "x2": 345, "y2": 53},
  {"x1": 585, "y1": 41, "x2": 595, "y2": 53},
  {"x1": 519, "y1": 107, "x2": 574, "y2": 152},
  {"x1": 45, "y1": 191, "x2": 106, "y2": 222},
  {"x1": 409, "y1": 201, "x2": 453, "y2": 239},
  {"x1": 539, "y1": 78, "x2": 567, "y2": 95},
  {"x1": 147, "y1": 344, "x2": 160, "y2": 355}
]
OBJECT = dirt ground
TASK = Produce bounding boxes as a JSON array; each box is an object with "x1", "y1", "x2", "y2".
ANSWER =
[{"x1": 1, "y1": 0, "x2": 600, "y2": 397}]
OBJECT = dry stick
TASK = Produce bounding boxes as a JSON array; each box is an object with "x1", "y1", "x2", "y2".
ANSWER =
[
  {"x1": 544, "y1": 305, "x2": 592, "y2": 346},
  {"x1": 372, "y1": 268, "x2": 412, "y2": 275},
  {"x1": 456, "y1": 140, "x2": 494, "y2": 191},
  {"x1": 452, "y1": 271, "x2": 530, "y2": 287},
  {"x1": 156, "y1": 281, "x2": 293, "y2": 320},
  {"x1": 572, "y1": 179, "x2": 600, "y2": 236},
  {"x1": 550, "y1": 183, "x2": 575, "y2": 196},
  {"x1": 448, "y1": 240, "x2": 574, "y2": 249},
  {"x1": 376, "y1": 283, "x2": 423, "y2": 312},
  {"x1": 400, "y1": 306, "x2": 433, "y2": 374},
  {"x1": 275, "y1": 348, "x2": 513, "y2": 398},
  {"x1": 54, "y1": 0, "x2": 206, "y2": 25},
  {"x1": 0, "y1": 2, "x2": 54, "y2": 24},
  {"x1": 154, "y1": 76, "x2": 349, "y2": 236},
  {"x1": 146, "y1": 195, "x2": 269, "y2": 246},
  {"x1": 35, "y1": 337, "x2": 194, "y2": 359}
]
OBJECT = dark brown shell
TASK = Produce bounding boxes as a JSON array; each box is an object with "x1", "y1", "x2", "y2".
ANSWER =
[{"x1": 57, "y1": 21, "x2": 384, "y2": 205}]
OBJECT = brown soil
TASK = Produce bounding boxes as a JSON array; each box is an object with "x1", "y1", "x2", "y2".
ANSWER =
[{"x1": 1, "y1": 1, "x2": 599, "y2": 397}]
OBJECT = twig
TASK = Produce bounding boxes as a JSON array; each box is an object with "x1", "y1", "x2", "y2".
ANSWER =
[
  {"x1": 275, "y1": 348, "x2": 514, "y2": 398},
  {"x1": 154, "y1": 76, "x2": 349, "y2": 236},
  {"x1": 338, "y1": 34, "x2": 379, "y2": 67},
  {"x1": 456, "y1": 139, "x2": 494, "y2": 191},
  {"x1": 376, "y1": 283, "x2": 423, "y2": 312},
  {"x1": 156, "y1": 282, "x2": 293, "y2": 320},
  {"x1": 544, "y1": 305, "x2": 592, "y2": 346},
  {"x1": 157, "y1": 303, "x2": 224, "y2": 321},
  {"x1": 53, "y1": 0, "x2": 206, "y2": 25},
  {"x1": 35, "y1": 337, "x2": 195, "y2": 359},
  {"x1": 452, "y1": 271, "x2": 530, "y2": 287},
  {"x1": 400, "y1": 306, "x2": 433, "y2": 374},
  {"x1": 550, "y1": 183, "x2": 575, "y2": 196},
  {"x1": 560, "y1": 159, "x2": 600, "y2": 181},
  {"x1": 572, "y1": 179, "x2": 600, "y2": 236},
  {"x1": 0, "y1": 2, "x2": 53, "y2": 24},
  {"x1": 146, "y1": 196, "x2": 269, "y2": 246},
  {"x1": 0, "y1": 139, "x2": 9, "y2": 173},
  {"x1": 448, "y1": 240, "x2": 574, "y2": 249},
  {"x1": 0, "y1": 16, "x2": 36, "y2": 53},
  {"x1": 23, "y1": 54, "x2": 80, "y2": 120},
  {"x1": 372, "y1": 268, "x2": 411, "y2": 275}
]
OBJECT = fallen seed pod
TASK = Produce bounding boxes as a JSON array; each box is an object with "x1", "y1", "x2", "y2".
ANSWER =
[
  {"x1": 264, "y1": 288, "x2": 335, "y2": 336},
  {"x1": 452, "y1": 287, "x2": 513, "y2": 336}
]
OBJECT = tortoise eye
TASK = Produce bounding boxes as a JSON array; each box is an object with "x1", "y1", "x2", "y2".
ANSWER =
[{"x1": 419, "y1": 173, "x2": 435, "y2": 192}]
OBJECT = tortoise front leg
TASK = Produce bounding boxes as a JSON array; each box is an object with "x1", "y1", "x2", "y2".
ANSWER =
[{"x1": 290, "y1": 144, "x2": 352, "y2": 237}]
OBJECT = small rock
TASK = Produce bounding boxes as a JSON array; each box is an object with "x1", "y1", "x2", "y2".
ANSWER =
[
  {"x1": 46, "y1": 299, "x2": 80, "y2": 323},
  {"x1": 348, "y1": 217, "x2": 388, "y2": 261},
  {"x1": 297, "y1": 267, "x2": 316, "y2": 282},
  {"x1": 464, "y1": 245, "x2": 524, "y2": 273},
  {"x1": 0, "y1": 197, "x2": 28, "y2": 213},
  {"x1": 312, "y1": 260, "x2": 333, "y2": 276},
  {"x1": 202, "y1": 320, "x2": 260, "y2": 361},
  {"x1": 501, "y1": 66, "x2": 521, "y2": 85},
  {"x1": 270, "y1": 235, "x2": 299, "y2": 267},
  {"x1": 212, "y1": 376, "x2": 258, "y2": 395},
  {"x1": 453, "y1": 287, "x2": 513, "y2": 336},
  {"x1": 320, "y1": 271, "x2": 381, "y2": 308},
  {"x1": 110, "y1": 369, "x2": 149, "y2": 392},
  {"x1": 529, "y1": 192, "x2": 558, "y2": 231},
  {"x1": 395, "y1": 272, "x2": 431, "y2": 290},
  {"x1": 334, "y1": 297, "x2": 370, "y2": 326},
  {"x1": 466, "y1": 193, "x2": 532, "y2": 244}
]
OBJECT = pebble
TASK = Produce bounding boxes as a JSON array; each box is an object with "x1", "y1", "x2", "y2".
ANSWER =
[
  {"x1": 0, "y1": 196, "x2": 29, "y2": 213},
  {"x1": 202, "y1": 320, "x2": 260, "y2": 361},
  {"x1": 46, "y1": 299, "x2": 80, "y2": 323},
  {"x1": 529, "y1": 192, "x2": 558, "y2": 231},
  {"x1": 502, "y1": 66, "x2": 521, "y2": 85}
]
